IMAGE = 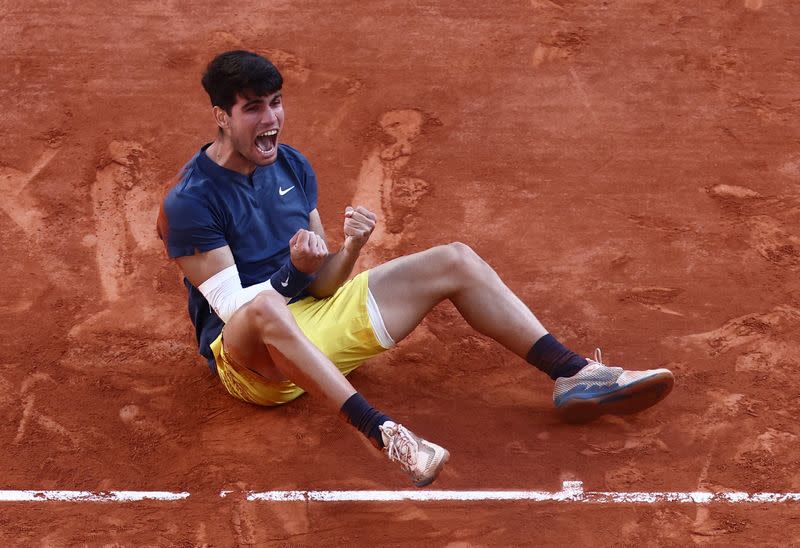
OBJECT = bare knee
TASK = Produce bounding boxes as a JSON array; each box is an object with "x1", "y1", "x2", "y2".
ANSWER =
[
  {"x1": 245, "y1": 291, "x2": 299, "y2": 340},
  {"x1": 448, "y1": 241, "x2": 484, "y2": 267},
  {"x1": 438, "y1": 241, "x2": 489, "y2": 281}
]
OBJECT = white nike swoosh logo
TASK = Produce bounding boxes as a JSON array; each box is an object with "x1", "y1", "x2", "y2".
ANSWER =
[
  {"x1": 281, "y1": 273, "x2": 290, "y2": 287},
  {"x1": 279, "y1": 186, "x2": 295, "y2": 196}
]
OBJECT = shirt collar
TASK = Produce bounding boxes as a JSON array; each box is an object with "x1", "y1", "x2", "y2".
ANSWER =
[{"x1": 196, "y1": 142, "x2": 257, "y2": 185}]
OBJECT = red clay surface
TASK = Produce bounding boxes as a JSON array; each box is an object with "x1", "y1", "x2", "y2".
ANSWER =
[{"x1": 3, "y1": 0, "x2": 800, "y2": 545}]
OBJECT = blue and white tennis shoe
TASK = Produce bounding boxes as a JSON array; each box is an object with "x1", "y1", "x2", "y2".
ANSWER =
[{"x1": 554, "y1": 349, "x2": 674, "y2": 423}]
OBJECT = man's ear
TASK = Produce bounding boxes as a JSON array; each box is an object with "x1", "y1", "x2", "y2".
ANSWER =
[{"x1": 212, "y1": 106, "x2": 229, "y2": 131}]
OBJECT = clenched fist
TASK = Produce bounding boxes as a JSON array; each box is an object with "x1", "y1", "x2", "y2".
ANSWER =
[
  {"x1": 343, "y1": 206, "x2": 377, "y2": 254},
  {"x1": 290, "y1": 229, "x2": 328, "y2": 273}
]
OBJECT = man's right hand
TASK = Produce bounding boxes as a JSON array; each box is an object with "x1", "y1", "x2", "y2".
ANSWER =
[{"x1": 290, "y1": 229, "x2": 328, "y2": 274}]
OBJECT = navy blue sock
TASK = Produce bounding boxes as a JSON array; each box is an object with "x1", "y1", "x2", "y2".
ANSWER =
[
  {"x1": 340, "y1": 393, "x2": 392, "y2": 449},
  {"x1": 526, "y1": 334, "x2": 588, "y2": 381}
]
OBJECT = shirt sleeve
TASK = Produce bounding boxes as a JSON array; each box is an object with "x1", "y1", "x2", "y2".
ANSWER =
[{"x1": 160, "y1": 191, "x2": 227, "y2": 258}]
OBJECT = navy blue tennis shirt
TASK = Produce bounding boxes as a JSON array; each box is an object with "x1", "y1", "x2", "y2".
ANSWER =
[{"x1": 160, "y1": 143, "x2": 318, "y2": 372}]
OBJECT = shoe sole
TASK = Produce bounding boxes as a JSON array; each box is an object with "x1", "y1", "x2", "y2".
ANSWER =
[
  {"x1": 413, "y1": 449, "x2": 451, "y2": 488},
  {"x1": 556, "y1": 371, "x2": 675, "y2": 424}
]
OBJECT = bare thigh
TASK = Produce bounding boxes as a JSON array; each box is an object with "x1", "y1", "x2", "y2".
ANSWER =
[
  {"x1": 367, "y1": 245, "x2": 460, "y2": 343},
  {"x1": 369, "y1": 243, "x2": 545, "y2": 356},
  {"x1": 220, "y1": 291, "x2": 294, "y2": 382}
]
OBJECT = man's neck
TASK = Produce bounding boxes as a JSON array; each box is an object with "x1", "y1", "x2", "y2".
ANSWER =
[{"x1": 206, "y1": 140, "x2": 256, "y2": 176}]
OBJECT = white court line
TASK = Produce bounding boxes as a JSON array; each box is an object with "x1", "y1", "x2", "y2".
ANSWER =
[
  {"x1": 219, "y1": 481, "x2": 800, "y2": 504},
  {"x1": 4, "y1": 482, "x2": 800, "y2": 503},
  {"x1": 0, "y1": 491, "x2": 189, "y2": 502}
]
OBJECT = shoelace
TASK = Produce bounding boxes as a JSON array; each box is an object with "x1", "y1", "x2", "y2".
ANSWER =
[
  {"x1": 580, "y1": 348, "x2": 624, "y2": 384},
  {"x1": 587, "y1": 348, "x2": 624, "y2": 373},
  {"x1": 385, "y1": 425, "x2": 419, "y2": 470}
]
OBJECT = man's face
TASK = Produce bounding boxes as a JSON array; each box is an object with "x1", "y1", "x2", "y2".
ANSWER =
[{"x1": 225, "y1": 89, "x2": 284, "y2": 168}]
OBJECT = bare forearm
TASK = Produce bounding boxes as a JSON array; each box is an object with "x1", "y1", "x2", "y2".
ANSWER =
[
  {"x1": 307, "y1": 246, "x2": 359, "y2": 297},
  {"x1": 304, "y1": 205, "x2": 376, "y2": 298}
]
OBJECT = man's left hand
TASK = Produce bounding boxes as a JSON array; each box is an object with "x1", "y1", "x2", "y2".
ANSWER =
[{"x1": 343, "y1": 206, "x2": 377, "y2": 254}]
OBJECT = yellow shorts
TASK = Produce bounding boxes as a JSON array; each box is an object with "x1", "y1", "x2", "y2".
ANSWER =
[{"x1": 209, "y1": 270, "x2": 385, "y2": 406}]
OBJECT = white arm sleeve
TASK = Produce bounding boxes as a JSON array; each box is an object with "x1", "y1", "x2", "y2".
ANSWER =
[{"x1": 197, "y1": 264, "x2": 289, "y2": 324}]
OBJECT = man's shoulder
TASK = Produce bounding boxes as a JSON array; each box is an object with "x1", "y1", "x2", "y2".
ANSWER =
[
  {"x1": 278, "y1": 142, "x2": 305, "y2": 159},
  {"x1": 162, "y1": 153, "x2": 218, "y2": 216},
  {"x1": 167, "y1": 148, "x2": 221, "y2": 195},
  {"x1": 278, "y1": 143, "x2": 313, "y2": 171},
  {"x1": 156, "y1": 151, "x2": 226, "y2": 247}
]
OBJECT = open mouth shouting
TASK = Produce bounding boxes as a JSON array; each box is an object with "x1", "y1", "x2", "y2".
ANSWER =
[{"x1": 255, "y1": 128, "x2": 279, "y2": 159}]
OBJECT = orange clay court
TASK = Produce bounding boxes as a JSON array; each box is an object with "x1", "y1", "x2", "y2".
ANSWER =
[{"x1": 2, "y1": 0, "x2": 800, "y2": 545}]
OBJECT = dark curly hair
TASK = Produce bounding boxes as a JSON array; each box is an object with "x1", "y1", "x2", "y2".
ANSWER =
[{"x1": 201, "y1": 50, "x2": 283, "y2": 114}]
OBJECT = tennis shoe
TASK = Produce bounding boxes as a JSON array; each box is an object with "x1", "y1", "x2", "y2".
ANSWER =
[
  {"x1": 553, "y1": 349, "x2": 674, "y2": 423},
  {"x1": 380, "y1": 421, "x2": 449, "y2": 487}
]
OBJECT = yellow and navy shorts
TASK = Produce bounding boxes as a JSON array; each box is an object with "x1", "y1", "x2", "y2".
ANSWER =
[{"x1": 209, "y1": 270, "x2": 385, "y2": 406}]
